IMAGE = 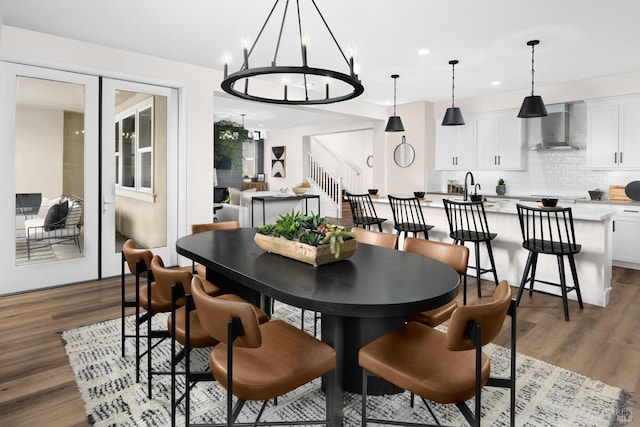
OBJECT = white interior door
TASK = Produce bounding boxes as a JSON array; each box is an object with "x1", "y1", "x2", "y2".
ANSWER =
[
  {"x1": 100, "y1": 79, "x2": 178, "y2": 277},
  {"x1": 0, "y1": 62, "x2": 99, "y2": 294}
]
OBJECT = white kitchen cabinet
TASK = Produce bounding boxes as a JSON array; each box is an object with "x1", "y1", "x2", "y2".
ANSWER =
[
  {"x1": 587, "y1": 96, "x2": 640, "y2": 169},
  {"x1": 612, "y1": 209, "x2": 640, "y2": 269},
  {"x1": 435, "y1": 120, "x2": 477, "y2": 170},
  {"x1": 476, "y1": 113, "x2": 525, "y2": 170}
]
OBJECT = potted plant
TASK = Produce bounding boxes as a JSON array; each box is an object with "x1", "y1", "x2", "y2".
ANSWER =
[
  {"x1": 243, "y1": 175, "x2": 251, "y2": 182},
  {"x1": 255, "y1": 211, "x2": 357, "y2": 266},
  {"x1": 496, "y1": 178, "x2": 506, "y2": 195}
]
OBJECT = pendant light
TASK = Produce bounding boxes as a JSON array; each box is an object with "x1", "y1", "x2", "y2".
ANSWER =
[
  {"x1": 385, "y1": 74, "x2": 405, "y2": 132},
  {"x1": 442, "y1": 60, "x2": 465, "y2": 126},
  {"x1": 518, "y1": 40, "x2": 548, "y2": 118}
]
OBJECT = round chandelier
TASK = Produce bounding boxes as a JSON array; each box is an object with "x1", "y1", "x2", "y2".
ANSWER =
[{"x1": 221, "y1": 0, "x2": 364, "y2": 105}]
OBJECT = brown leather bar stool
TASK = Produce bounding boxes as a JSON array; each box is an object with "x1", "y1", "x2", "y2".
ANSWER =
[
  {"x1": 443, "y1": 198, "x2": 499, "y2": 304},
  {"x1": 169, "y1": 275, "x2": 269, "y2": 426},
  {"x1": 404, "y1": 237, "x2": 469, "y2": 327},
  {"x1": 147, "y1": 255, "x2": 221, "y2": 399},
  {"x1": 346, "y1": 192, "x2": 387, "y2": 231},
  {"x1": 388, "y1": 195, "x2": 434, "y2": 241},
  {"x1": 359, "y1": 280, "x2": 516, "y2": 426},
  {"x1": 121, "y1": 239, "x2": 153, "y2": 383},
  {"x1": 191, "y1": 277, "x2": 336, "y2": 427},
  {"x1": 189, "y1": 220, "x2": 240, "y2": 278},
  {"x1": 516, "y1": 204, "x2": 584, "y2": 321},
  {"x1": 350, "y1": 227, "x2": 399, "y2": 249}
]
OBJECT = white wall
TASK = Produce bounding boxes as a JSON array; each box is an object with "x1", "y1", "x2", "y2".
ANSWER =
[{"x1": 15, "y1": 105, "x2": 64, "y2": 199}]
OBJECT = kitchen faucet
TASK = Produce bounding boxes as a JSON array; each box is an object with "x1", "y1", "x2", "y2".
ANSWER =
[{"x1": 464, "y1": 171, "x2": 475, "y2": 201}]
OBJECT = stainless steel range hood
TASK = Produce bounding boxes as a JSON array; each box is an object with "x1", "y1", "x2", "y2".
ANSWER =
[{"x1": 527, "y1": 103, "x2": 578, "y2": 150}]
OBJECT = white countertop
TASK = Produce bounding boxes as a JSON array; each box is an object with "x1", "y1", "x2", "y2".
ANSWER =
[{"x1": 371, "y1": 195, "x2": 618, "y2": 222}]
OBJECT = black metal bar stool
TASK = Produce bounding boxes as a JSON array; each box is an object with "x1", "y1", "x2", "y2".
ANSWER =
[
  {"x1": 346, "y1": 192, "x2": 387, "y2": 231},
  {"x1": 388, "y1": 195, "x2": 434, "y2": 241},
  {"x1": 516, "y1": 204, "x2": 584, "y2": 321},
  {"x1": 443, "y1": 199, "x2": 499, "y2": 304}
]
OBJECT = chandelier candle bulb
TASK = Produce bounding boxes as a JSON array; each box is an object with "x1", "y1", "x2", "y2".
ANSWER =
[
  {"x1": 349, "y1": 48, "x2": 354, "y2": 75},
  {"x1": 223, "y1": 55, "x2": 229, "y2": 78},
  {"x1": 242, "y1": 39, "x2": 249, "y2": 68}
]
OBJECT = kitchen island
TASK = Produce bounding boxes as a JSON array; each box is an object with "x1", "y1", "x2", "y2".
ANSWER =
[{"x1": 372, "y1": 195, "x2": 618, "y2": 307}]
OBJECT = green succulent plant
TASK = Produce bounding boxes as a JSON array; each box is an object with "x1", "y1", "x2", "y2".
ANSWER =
[{"x1": 257, "y1": 211, "x2": 356, "y2": 258}]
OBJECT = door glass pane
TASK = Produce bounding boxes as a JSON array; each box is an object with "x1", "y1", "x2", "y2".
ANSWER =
[
  {"x1": 113, "y1": 91, "x2": 167, "y2": 251},
  {"x1": 121, "y1": 114, "x2": 135, "y2": 188},
  {"x1": 15, "y1": 76, "x2": 85, "y2": 265}
]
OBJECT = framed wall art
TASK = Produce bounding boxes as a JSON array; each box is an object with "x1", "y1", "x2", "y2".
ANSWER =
[{"x1": 271, "y1": 145, "x2": 286, "y2": 177}]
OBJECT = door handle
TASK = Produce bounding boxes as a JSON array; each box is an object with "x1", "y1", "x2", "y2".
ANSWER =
[
  {"x1": 103, "y1": 196, "x2": 115, "y2": 213},
  {"x1": 620, "y1": 152, "x2": 623, "y2": 164}
]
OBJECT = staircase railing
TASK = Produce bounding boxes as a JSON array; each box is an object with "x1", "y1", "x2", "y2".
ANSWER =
[{"x1": 308, "y1": 153, "x2": 342, "y2": 217}]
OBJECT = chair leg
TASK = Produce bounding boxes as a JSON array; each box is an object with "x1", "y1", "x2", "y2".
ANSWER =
[
  {"x1": 121, "y1": 266, "x2": 126, "y2": 358},
  {"x1": 517, "y1": 251, "x2": 535, "y2": 306},
  {"x1": 529, "y1": 252, "x2": 539, "y2": 296},
  {"x1": 474, "y1": 241, "x2": 482, "y2": 298},
  {"x1": 376, "y1": 223, "x2": 382, "y2": 232},
  {"x1": 462, "y1": 273, "x2": 468, "y2": 306},
  {"x1": 557, "y1": 255, "x2": 570, "y2": 321},
  {"x1": 485, "y1": 240, "x2": 499, "y2": 286},
  {"x1": 361, "y1": 369, "x2": 368, "y2": 426},
  {"x1": 568, "y1": 254, "x2": 584, "y2": 309}
]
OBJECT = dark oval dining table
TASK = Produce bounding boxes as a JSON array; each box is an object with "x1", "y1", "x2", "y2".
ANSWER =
[{"x1": 176, "y1": 227, "x2": 459, "y2": 427}]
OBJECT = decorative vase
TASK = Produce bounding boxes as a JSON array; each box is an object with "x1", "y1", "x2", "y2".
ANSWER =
[
  {"x1": 254, "y1": 233, "x2": 357, "y2": 267},
  {"x1": 496, "y1": 185, "x2": 506, "y2": 195}
]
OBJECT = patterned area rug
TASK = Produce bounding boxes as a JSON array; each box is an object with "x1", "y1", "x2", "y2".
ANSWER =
[{"x1": 61, "y1": 302, "x2": 630, "y2": 426}]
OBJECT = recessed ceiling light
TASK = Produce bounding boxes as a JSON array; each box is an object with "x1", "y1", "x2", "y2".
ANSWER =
[
  {"x1": 418, "y1": 48, "x2": 431, "y2": 56},
  {"x1": 491, "y1": 81, "x2": 501, "y2": 86}
]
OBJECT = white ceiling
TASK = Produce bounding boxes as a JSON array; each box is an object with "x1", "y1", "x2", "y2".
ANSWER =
[{"x1": 2, "y1": 0, "x2": 640, "y2": 130}]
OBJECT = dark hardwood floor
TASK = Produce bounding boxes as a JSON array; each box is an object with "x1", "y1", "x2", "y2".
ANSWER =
[{"x1": 0, "y1": 263, "x2": 638, "y2": 426}]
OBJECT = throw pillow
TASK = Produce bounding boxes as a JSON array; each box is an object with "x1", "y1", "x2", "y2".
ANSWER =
[
  {"x1": 228, "y1": 187, "x2": 242, "y2": 205},
  {"x1": 58, "y1": 199, "x2": 69, "y2": 220},
  {"x1": 43, "y1": 204, "x2": 61, "y2": 231}
]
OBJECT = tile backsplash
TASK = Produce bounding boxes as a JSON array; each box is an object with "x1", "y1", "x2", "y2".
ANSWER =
[{"x1": 429, "y1": 102, "x2": 639, "y2": 199}]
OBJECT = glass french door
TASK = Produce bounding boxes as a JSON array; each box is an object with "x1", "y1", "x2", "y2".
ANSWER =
[
  {"x1": 0, "y1": 62, "x2": 99, "y2": 294},
  {"x1": 100, "y1": 79, "x2": 178, "y2": 277}
]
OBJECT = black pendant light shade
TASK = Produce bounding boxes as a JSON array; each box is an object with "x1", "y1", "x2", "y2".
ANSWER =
[
  {"x1": 442, "y1": 107, "x2": 465, "y2": 126},
  {"x1": 385, "y1": 74, "x2": 405, "y2": 132},
  {"x1": 442, "y1": 60, "x2": 465, "y2": 126},
  {"x1": 385, "y1": 116, "x2": 405, "y2": 132},
  {"x1": 518, "y1": 95, "x2": 548, "y2": 118},
  {"x1": 518, "y1": 40, "x2": 548, "y2": 118}
]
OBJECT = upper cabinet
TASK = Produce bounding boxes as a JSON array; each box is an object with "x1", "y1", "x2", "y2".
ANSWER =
[
  {"x1": 435, "y1": 120, "x2": 477, "y2": 170},
  {"x1": 435, "y1": 110, "x2": 525, "y2": 171},
  {"x1": 476, "y1": 112, "x2": 525, "y2": 170},
  {"x1": 587, "y1": 96, "x2": 640, "y2": 169}
]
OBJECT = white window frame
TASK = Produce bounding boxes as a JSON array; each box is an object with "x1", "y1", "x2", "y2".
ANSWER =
[{"x1": 115, "y1": 98, "x2": 154, "y2": 202}]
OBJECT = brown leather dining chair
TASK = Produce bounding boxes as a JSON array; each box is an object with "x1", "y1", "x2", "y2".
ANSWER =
[
  {"x1": 359, "y1": 280, "x2": 516, "y2": 427},
  {"x1": 351, "y1": 226, "x2": 399, "y2": 249},
  {"x1": 191, "y1": 277, "x2": 336, "y2": 427},
  {"x1": 169, "y1": 275, "x2": 269, "y2": 426},
  {"x1": 404, "y1": 237, "x2": 469, "y2": 326},
  {"x1": 121, "y1": 239, "x2": 154, "y2": 383},
  {"x1": 148, "y1": 255, "x2": 221, "y2": 399},
  {"x1": 189, "y1": 220, "x2": 240, "y2": 278}
]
